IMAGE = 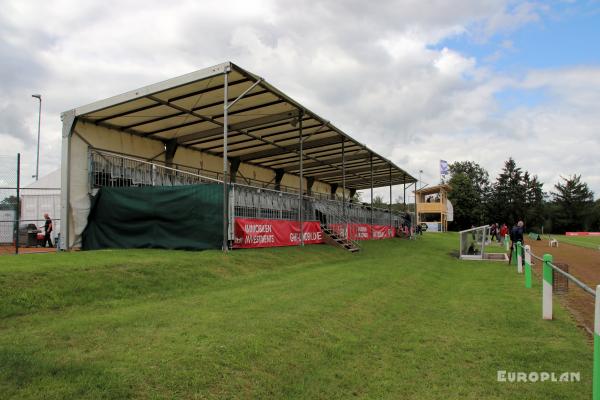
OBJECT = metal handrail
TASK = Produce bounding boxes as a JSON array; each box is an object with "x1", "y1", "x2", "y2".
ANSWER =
[
  {"x1": 322, "y1": 203, "x2": 361, "y2": 250},
  {"x1": 92, "y1": 149, "x2": 221, "y2": 183}
]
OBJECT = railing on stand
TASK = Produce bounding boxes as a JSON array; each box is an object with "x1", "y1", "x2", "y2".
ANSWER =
[{"x1": 89, "y1": 149, "x2": 409, "y2": 252}]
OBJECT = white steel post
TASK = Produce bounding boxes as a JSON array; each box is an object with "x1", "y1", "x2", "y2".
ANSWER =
[
  {"x1": 593, "y1": 285, "x2": 600, "y2": 399},
  {"x1": 222, "y1": 70, "x2": 229, "y2": 252},
  {"x1": 542, "y1": 254, "x2": 553, "y2": 320},
  {"x1": 298, "y1": 111, "x2": 304, "y2": 246},
  {"x1": 342, "y1": 139, "x2": 347, "y2": 238},
  {"x1": 370, "y1": 154, "x2": 373, "y2": 234}
]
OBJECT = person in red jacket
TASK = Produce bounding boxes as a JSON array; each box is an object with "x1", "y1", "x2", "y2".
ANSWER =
[{"x1": 499, "y1": 223, "x2": 508, "y2": 243}]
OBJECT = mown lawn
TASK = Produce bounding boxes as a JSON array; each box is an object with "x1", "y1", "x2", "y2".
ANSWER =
[
  {"x1": 553, "y1": 234, "x2": 600, "y2": 250},
  {"x1": 0, "y1": 234, "x2": 592, "y2": 399}
]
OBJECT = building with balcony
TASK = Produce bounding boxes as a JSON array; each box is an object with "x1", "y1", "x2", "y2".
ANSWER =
[{"x1": 415, "y1": 184, "x2": 453, "y2": 232}]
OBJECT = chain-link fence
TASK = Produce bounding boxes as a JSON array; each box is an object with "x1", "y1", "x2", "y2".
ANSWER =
[{"x1": 0, "y1": 154, "x2": 60, "y2": 255}]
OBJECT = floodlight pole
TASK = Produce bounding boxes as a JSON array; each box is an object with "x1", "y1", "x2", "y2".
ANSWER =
[
  {"x1": 222, "y1": 69, "x2": 229, "y2": 252},
  {"x1": 298, "y1": 110, "x2": 304, "y2": 246},
  {"x1": 32, "y1": 94, "x2": 41, "y2": 181}
]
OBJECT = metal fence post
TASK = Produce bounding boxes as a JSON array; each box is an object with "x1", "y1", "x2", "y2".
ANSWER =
[
  {"x1": 593, "y1": 285, "x2": 600, "y2": 400},
  {"x1": 15, "y1": 153, "x2": 20, "y2": 255},
  {"x1": 517, "y1": 241, "x2": 523, "y2": 273},
  {"x1": 543, "y1": 253, "x2": 553, "y2": 320},
  {"x1": 524, "y1": 245, "x2": 532, "y2": 288},
  {"x1": 512, "y1": 243, "x2": 517, "y2": 266}
]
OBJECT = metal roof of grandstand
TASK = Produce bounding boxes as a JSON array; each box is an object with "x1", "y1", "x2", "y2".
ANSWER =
[{"x1": 68, "y1": 62, "x2": 416, "y2": 190}]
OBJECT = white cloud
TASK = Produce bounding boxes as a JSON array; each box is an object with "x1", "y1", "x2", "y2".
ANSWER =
[{"x1": 0, "y1": 0, "x2": 598, "y2": 200}]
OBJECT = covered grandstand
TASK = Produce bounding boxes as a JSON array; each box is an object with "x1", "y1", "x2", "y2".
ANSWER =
[{"x1": 60, "y1": 62, "x2": 416, "y2": 251}]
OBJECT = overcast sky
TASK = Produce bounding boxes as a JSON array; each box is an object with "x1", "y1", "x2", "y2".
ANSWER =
[{"x1": 1, "y1": 0, "x2": 599, "y2": 200}]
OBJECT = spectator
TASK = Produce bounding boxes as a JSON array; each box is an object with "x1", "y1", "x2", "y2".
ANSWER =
[
  {"x1": 499, "y1": 223, "x2": 508, "y2": 244},
  {"x1": 508, "y1": 221, "x2": 524, "y2": 265},
  {"x1": 490, "y1": 223, "x2": 498, "y2": 242},
  {"x1": 42, "y1": 213, "x2": 53, "y2": 248}
]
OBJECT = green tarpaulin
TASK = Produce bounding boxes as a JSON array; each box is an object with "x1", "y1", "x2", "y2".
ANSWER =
[{"x1": 83, "y1": 184, "x2": 223, "y2": 250}]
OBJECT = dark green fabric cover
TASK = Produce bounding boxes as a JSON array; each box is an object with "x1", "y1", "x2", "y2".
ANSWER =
[{"x1": 83, "y1": 184, "x2": 223, "y2": 250}]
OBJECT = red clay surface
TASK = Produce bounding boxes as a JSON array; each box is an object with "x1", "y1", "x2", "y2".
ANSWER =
[{"x1": 528, "y1": 239, "x2": 600, "y2": 334}]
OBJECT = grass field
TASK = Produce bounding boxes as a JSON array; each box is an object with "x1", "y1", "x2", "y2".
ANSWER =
[
  {"x1": 552, "y1": 234, "x2": 600, "y2": 250},
  {"x1": 0, "y1": 234, "x2": 593, "y2": 399}
]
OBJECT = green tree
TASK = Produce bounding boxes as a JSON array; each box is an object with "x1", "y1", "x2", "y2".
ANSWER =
[
  {"x1": 551, "y1": 175, "x2": 594, "y2": 232},
  {"x1": 591, "y1": 199, "x2": 600, "y2": 231},
  {"x1": 523, "y1": 173, "x2": 546, "y2": 230},
  {"x1": 491, "y1": 158, "x2": 527, "y2": 226},
  {"x1": 449, "y1": 161, "x2": 491, "y2": 198},
  {"x1": 0, "y1": 195, "x2": 18, "y2": 211},
  {"x1": 372, "y1": 195, "x2": 386, "y2": 208},
  {"x1": 447, "y1": 161, "x2": 490, "y2": 229},
  {"x1": 448, "y1": 172, "x2": 481, "y2": 230}
]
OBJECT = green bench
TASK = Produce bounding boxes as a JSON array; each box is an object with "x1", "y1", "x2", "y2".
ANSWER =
[{"x1": 528, "y1": 232, "x2": 542, "y2": 241}]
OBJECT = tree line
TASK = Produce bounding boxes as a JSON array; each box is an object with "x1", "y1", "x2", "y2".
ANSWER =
[{"x1": 447, "y1": 158, "x2": 600, "y2": 233}]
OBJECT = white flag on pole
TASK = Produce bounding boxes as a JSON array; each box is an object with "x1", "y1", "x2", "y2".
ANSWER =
[{"x1": 440, "y1": 160, "x2": 449, "y2": 176}]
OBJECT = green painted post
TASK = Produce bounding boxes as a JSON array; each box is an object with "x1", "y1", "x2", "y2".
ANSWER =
[
  {"x1": 542, "y1": 254, "x2": 553, "y2": 320},
  {"x1": 504, "y1": 234, "x2": 509, "y2": 251},
  {"x1": 516, "y1": 241, "x2": 523, "y2": 273},
  {"x1": 593, "y1": 285, "x2": 600, "y2": 400},
  {"x1": 524, "y1": 245, "x2": 532, "y2": 289}
]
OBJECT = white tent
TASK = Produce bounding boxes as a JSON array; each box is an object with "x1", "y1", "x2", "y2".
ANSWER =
[
  {"x1": 60, "y1": 62, "x2": 416, "y2": 249},
  {"x1": 21, "y1": 169, "x2": 61, "y2": 241}
]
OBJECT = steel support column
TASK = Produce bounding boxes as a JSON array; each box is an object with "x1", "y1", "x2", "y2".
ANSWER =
[
  {"x1": 222, "y1": 70, "x2": 229, "y2": 252},
  {"x1": 389, "y1": 165, "x2": 392, "y2": 229},
  {"x1": 342, "y1": 139, "x2": 347, "y2": 237},
  {"x1": 403, "y1": 174, "x2": 406, "y2": 211},
  {"x1": 60, "y1": 110, "x2": 75, "y2": 250},
  {"x1": 342, "y1": 139, "x2": 345, "y2": 207},
  {"x1": 414, "y1": 181, "x2": 417, "y2": 239},
  {"x1": 298, "y1": 110, "x2": 304, "y2": 246},
  {"x1": 370, "y1": 154, "x2": 373, "y2": 227}
]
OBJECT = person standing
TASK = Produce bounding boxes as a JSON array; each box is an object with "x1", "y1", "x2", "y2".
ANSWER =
[
  {"x1": 508, "y1": 221, "x2": 524, "y2": 265},
  {"x1": 499, "y1": 223, "x2": 508, "y2": 244},
  {"x1": 490, "y1": 223, "x2": 498, "y2": 242},
  {"x1": 43, "y1": 213, "x2": 53, "y2": 248}
]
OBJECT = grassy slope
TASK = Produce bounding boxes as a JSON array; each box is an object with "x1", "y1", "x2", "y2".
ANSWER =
[
  {"x1": 0, "y1": 235, "x2": 592, "y2": 399},
  {"x1": 553, "y1": 234, "x2": 600, "y2": 250}
]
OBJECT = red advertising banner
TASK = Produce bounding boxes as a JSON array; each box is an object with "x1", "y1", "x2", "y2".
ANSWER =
[
  {"x1": 328, "y1": 223, "x2": 395, "y2": 240},
  {"x1": 371, "y1": 225, "x2": 396, "y2": 240},
  {"x1": 234, "y1": 218, "x2": 399, "y2": 249},
  {"x1": 233, "y1": 218, "x2": 324, "y2": 248},
  {"x1": 566, "y1": 232, "x2": 600, "y2": 236}
]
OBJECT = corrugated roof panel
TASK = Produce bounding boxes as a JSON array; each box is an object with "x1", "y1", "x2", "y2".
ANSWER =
[{"x1": 68, "y1": 61, "x2": 416, "y2": 187}]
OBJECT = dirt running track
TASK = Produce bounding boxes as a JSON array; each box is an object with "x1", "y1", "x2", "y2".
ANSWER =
[
  {"x1": 0, "y1": 245, "x2": 56, "y2": 255},
  {"x1": 528, "y1": 239, "x2": 600, "y2": 335}
]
